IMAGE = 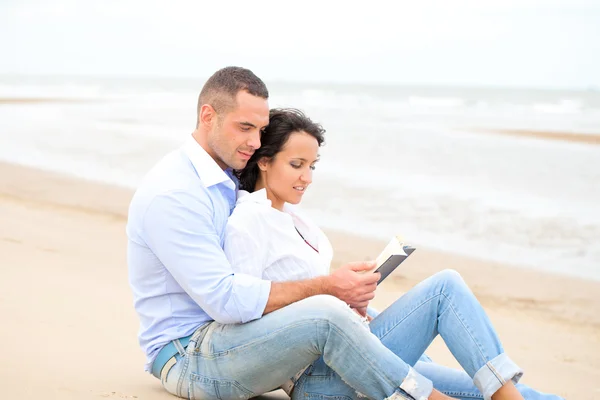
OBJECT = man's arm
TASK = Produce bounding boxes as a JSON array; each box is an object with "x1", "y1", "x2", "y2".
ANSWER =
[
  {"x1": 224, "y1": 211, "x2": 380, "y2": 315},
  {"x1": 145, "y1": 191, "x2": 380, "y2": 323},
  {"x1": 143, "y1": 190, "x2": 272, "y2": 325},
  {"x1": 264, "y1": 263, "x2": 380, "y2": 314}
]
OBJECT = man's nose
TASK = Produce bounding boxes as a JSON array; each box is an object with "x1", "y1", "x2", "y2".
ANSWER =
[{"x1": 247, "y1": 129, "x2": 261, "y2": 150}]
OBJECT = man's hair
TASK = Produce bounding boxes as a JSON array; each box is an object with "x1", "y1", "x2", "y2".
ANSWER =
[
  {"x1": 197, "y1": 66, "x2": 269, "y2": 126},
  {"x1": 236, "y1": 108, "x2": 326, "y2": 192}
]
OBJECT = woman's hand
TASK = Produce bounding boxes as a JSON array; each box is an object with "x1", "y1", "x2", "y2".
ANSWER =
[{"x1": 352, "y1": 306, "x2": 374, "y2": 322}]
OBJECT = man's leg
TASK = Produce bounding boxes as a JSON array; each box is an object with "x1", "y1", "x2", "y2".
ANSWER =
[{"x1": 162, "y1": 294, "x2": 435, "y2": 400}]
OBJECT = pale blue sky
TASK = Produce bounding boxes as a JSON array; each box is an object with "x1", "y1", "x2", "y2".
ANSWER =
[{"x1": 1, "y1": 0, "x2": 599, "y2": 88}]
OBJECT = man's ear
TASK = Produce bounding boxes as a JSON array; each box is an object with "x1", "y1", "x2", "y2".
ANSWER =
[
  {"x1": 198, "y1": 104, "x2": 216, "y2": 128},
  {"x1": 258, "y1": 157, "x2": 270, "y2": 171}
]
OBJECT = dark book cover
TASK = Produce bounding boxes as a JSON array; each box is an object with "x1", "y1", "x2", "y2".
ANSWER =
[{"x1": 375, "y1": 244, "x2": 415, "y2": 285}]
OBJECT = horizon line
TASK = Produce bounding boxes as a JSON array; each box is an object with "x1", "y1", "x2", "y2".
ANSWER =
[{"x1": 0, "y1": 72, "x2": 598, "y2": 93}]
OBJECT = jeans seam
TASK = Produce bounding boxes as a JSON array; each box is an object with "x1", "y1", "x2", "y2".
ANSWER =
[
  {"x1": 376, "y1": 290, "x2": 490, "y2": 373},
  {"x1": 441, "y1": 292, "x2": 489, "y2": 366},
  {"x1": 177, "y1": 354, "x2": 190, "y2": 399},
  {"x1": 444, "y1": 391, "x2": 482, "y2": 399},
  {"x1": 484, "y1": 360, "x2": 507, "y2": 385},
  {"x1": 210, "y1": 319, "x2": 329, "y2": 356},
  {"x1": 322, "y1": 319, "x2": 401, "y2": 394},
  {"x1": 377, "y1": 294, "x2": 440, "y2": 342}
]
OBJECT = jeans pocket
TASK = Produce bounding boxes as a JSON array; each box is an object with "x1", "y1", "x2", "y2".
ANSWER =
[{"x1": 189, "y1": 372, "x2": 255, "y2": 400}]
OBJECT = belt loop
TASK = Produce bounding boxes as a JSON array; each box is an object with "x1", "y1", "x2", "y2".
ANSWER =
[
  {"x1": 188, "y1": 321, "x2": 211, "y2": 354},
  {"x1": 173, "y1": 339, "x2": 186, "y2": 357}
]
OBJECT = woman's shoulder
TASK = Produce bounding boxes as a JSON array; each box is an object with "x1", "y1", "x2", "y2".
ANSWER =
[{"x1": 227, "y1": 189, "x2": 276, "y2": 231}]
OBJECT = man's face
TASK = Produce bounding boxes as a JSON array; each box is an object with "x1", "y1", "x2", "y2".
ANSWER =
[{"x1": 207, "y1": 91, "x2": 269, "y2": 170}]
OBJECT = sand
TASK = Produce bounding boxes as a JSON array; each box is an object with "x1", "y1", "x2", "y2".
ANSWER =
[{"x1": 1, "y1": 161, "x2": 598, "y2": 399}]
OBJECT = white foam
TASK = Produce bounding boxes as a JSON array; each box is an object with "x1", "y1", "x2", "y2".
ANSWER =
[{"x1": 2, "y1": 76, "x2": 600, "y2": 280}]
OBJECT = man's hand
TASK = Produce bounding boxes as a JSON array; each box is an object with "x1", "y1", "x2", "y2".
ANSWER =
[
  {"x1": 264, "y1": 261, "x2": 379, "y2": 315},
  {"x1": 325, "y1": 261, "x2": 380, "y2": 308}
]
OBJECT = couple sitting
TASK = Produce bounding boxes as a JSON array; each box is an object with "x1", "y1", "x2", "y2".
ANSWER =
[{"x1": 127, "y1": 66, "x2": 563, "y2": 400}]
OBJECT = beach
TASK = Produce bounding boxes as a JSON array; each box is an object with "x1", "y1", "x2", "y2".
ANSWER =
[
  {"x1": 1, "y1": 161, "x2": 598, "y2": 399},
  {"x1": 3, "y1": 78, "x2": 600, "y2": 284}
]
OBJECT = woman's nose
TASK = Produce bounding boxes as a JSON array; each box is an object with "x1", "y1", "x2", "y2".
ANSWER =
[{"x1": 300, "y1": 170, "x2": 312, "y2": 184}]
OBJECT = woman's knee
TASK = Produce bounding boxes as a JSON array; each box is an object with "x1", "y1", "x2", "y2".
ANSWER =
[{"x1": 432, "y1": 269, "x2": 468, "y2": 291}]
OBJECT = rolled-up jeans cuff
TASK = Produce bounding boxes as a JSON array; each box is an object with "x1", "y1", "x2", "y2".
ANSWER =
[
  {"x1": 473, "y1": 353, "x2": 524, "y2": 400},
  {"x1": 387, "y1": 367, "x2": 433, "y2": 400}
]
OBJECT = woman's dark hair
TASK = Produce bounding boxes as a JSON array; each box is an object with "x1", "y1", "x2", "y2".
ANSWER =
[{"x1": 236, "y1": 108, "x2": 325, "y2": 192}]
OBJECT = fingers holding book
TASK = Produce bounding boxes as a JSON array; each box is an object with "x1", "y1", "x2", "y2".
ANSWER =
[
  {"x1": 375, "y1": 236, "x2": 416, "y2": 285},
  {"x1": 326, "y1": 234, "x2": 416, "y2": 307},
  {"x1": 326, "y1": 261, "x2": 380, "y2": 308}
]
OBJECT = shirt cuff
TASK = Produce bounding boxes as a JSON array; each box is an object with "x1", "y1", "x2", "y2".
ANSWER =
[
  {"x1": 225, "y1": 274, "x2": 272, "y2": 324},
  {"x1": 251, "y1": 279, "x2": 271, "y2": 321}
]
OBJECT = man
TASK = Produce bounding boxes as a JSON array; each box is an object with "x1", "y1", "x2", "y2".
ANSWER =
[{"x1": 127, "y1": 67, "x2": 529, "y2": 400}]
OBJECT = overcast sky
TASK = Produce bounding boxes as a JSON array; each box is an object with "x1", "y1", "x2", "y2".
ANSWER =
[{"x1": 1, "y1": 0, "x2": 599, "y2": 88}]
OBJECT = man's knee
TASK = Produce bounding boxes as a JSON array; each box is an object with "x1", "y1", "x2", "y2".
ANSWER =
[
  {"x1": 301, "y1": 294, "x2": 349, "y2": 314},
  {"x1": 296, "y1": 295, "x2": 362, "y2": 326}
]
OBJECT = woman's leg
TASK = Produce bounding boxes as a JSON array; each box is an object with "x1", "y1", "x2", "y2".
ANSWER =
[
  {"x1": 295, "y1": 270, "x2": 525, "y2": 399},
  {"x1": 414, "y1": 361, "x2": 564, "y2": 400},
  {"x1": 369, "y1": 269, "x2": 523, "y2": 398},
  {"x1": 371, "y1": 288, "x2": 561, "y2": 399}
]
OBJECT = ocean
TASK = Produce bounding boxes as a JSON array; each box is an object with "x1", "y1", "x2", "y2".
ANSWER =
[{"x1": 1, "y1": 74, "x2": 599, "y2": 280}]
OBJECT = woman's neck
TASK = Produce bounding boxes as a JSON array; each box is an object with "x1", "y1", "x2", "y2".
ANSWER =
[{"x1": 253, "y1": 181, "x2": 284, "y2": 211}]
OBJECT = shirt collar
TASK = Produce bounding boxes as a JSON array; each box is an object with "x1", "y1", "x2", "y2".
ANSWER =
[
  {"x1": 237, "y1": 189, "x2": 298, "y2": 215},
  {"x1": 237, "y1": 188, "x2": 272, "y2": 206},
  {"x1": 183, "y1": 137, "x2": 234, "y2": 188}
]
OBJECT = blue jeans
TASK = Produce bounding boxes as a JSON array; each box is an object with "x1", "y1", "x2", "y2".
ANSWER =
[{"x1": 161, "y1": 270, "x2": 563, "y2": 399}]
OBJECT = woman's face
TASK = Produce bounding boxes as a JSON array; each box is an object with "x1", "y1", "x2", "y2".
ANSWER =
[{"x1": 259, "y1": 131, "x2": 320, "y2": 210}]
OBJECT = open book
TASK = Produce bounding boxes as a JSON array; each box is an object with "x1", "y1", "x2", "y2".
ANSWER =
[{"x1": 374, "y1": 235, "x2": 416, "y2": 285}]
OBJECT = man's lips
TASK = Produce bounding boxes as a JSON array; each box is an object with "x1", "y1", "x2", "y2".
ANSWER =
[{"x1": 238, "y1": 151, "x2": 253, "y2": 159}]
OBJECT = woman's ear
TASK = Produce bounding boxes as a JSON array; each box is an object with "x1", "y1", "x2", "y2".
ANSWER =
[{"x1": 257, "y1": 157, "x2": 270, "y2": 172}]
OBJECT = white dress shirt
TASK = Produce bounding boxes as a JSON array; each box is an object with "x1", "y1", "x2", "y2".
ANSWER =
[{"x1": 224, "y1": 189, "x2": 333, "y2": 282}]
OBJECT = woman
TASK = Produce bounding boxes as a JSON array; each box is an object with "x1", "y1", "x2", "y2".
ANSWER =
[{"x1": 224, "y1": 109, "x2": 562, "y2": 400}]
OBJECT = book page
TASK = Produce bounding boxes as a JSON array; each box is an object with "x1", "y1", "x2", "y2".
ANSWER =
[{"x1": 376, "y1": 235, "x2": 407, "y2": 269}]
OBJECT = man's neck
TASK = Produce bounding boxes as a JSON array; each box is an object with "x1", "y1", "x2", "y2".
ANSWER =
[{"x1": 191, "y1": 130, "x2": 227, "y2": 170}]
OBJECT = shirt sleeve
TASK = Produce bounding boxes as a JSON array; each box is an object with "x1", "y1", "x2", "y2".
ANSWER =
[
  {"x1": 223, "y1": 208, "x2": 267, "y2": 279},
  {"x1": 141, "y1": 190, "x2": 271, "y2": 325}
]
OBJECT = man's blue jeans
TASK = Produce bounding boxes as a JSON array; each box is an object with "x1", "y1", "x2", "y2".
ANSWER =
[{"x1": 161, "y1": 270, "x2": 563, "y2": 399}]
